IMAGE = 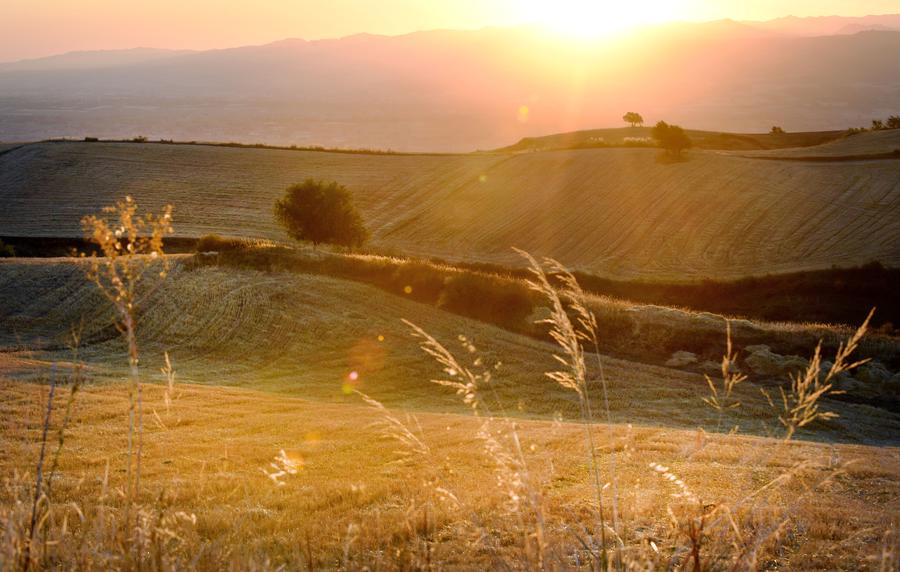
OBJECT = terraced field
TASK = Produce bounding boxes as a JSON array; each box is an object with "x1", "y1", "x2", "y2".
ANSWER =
[
  {"x1": 2, "y1": 257, "x2": 897, "y2": 442},
  {"x1": 1, "y1": 137, "x2": 899, "y2": 279}
]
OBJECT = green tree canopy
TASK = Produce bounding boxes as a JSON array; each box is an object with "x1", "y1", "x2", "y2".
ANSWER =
[
  {"x1": 651, "y1": 121, "x2": 692, "y2": 157},
  {"x1": 274, "y1": 179, "x2": 368, "y2": 248},
  {"x1": 623, "y1": 112, "x2": 644, "y2": 128}
]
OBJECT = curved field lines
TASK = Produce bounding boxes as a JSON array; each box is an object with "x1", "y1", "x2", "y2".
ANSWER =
[{"x1": 1, "y1": 141, "x2": 898, "y2": 279}]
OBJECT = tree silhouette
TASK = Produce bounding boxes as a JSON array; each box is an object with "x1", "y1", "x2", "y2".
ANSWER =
[
  {"x1": 651, "y1": 121, "x2": 692, "y2": 158},
  {"x1": 886, "y1": 116, "x2": 900, "y2": 129},
  {"x1": 274, "y1": 179, "x2": 368, "y2": 248},
  {"x1": 623, "y1": 112, "x2": 644, "y2": 128}
]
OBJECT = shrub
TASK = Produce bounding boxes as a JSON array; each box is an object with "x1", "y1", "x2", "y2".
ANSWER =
[
  {"x1": 0, "y1": 239, "x2": 14, "y2": 257},
  {"x1": 274, "y1": 179, "x2": 368, "y2": 249},
  {"x1": 770, "y1": 126, "x2": 785, "y2": 135},
  {"x1": 438, "y1": 271, "x2": 534, "y2": 329}
]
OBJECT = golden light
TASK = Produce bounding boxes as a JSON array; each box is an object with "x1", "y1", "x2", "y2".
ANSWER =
[{"x1": 522, "y1": 0, "x2": 682, "y2": 39}]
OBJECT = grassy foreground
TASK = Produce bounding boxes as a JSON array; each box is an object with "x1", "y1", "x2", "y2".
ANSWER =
[
  {"x1": 2, "y1": 199, "x2": 898, "y2": 570},
  {"x1": 2, "y1": 379, "x2": 899, "y2": 570}
]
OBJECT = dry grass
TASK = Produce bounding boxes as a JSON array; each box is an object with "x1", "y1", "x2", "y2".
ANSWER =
[
  {"x1": 1, "y1": 141, "x2": 899, "y2": 278},
  {"x1": 2, "y1": 379, "x2": 898, "y2": 569},
  {"x1": 2, "y1": 199, "x2": 899, "y2": 569}
]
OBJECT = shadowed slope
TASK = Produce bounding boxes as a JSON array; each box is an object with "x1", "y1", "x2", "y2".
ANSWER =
[{"x1": 1, "y1": 258, "x2": 897, "y2": 443}]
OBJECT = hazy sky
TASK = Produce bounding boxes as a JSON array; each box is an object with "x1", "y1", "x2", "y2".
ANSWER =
[{"x1": 2, "y1": 0, "x2": 899, "y2": 62}]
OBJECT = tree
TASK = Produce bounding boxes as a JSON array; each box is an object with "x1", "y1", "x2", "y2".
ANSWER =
[
  {"x1": 651, "y1": 121, "x2": 692, "y2": 157},
  {"x1": 623, "y1": 112, "x2": 644, "y2": 128},
  {"x1": 871, "y1": 119, "x2": 885, "y2": 131},
  {"x1": 886, "y1": 115, "x2": 900, "y2": 129},
  {"x1": 274, "y1": 179, "x2": 368, "y2": 248},
  {"x1": 770, "y1": 126, "x2": 785, "y2": 135}
]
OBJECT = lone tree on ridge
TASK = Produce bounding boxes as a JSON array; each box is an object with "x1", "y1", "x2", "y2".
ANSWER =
[{"x1": 623, "y1": 112, "x2": 644, "y2": 128}]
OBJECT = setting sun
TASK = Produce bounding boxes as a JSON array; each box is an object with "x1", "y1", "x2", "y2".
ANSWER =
[{"x1": 523, "y1": 0, "x2": 682, "y2": 38}]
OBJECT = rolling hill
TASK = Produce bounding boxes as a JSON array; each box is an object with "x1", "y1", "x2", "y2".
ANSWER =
[
  {"x1": 2, "y1": 257, "x2": 897, "y2": 443},
  {"x1": 741, "y1": 127, "x2": 900, "y2": 158},
  {"x1": 1, "y1": 136, "x2": 898, "y2": 280},
  {"x1": 497, "y1": 126, "x2": 848, "y2": 153}
]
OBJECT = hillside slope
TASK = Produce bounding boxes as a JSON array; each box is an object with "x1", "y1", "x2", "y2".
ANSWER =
[
  {"x1": 1, "y1": 141, "x2": 899, "y2": 279},
  {"x1": 1, "y1": 258, "x2": 897, "y2": 442},
  {"x1": 498, "y1": 127, "x2": 846, "y2": 152},
  {"x1": 742, "y1": 128, "x2": 900, "y2": 158}
]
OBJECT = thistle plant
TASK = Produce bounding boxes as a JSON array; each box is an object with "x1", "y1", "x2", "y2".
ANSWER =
[{"x1": 80, "y1": 196, "x2": 173, "y2": 531}]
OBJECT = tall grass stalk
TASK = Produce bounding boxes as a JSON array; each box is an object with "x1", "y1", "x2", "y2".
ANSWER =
[
  {"x1": 22, "y1": 366, "x2": 56, "y2": 572},
  {"x1": 45, "y1": 330, "x2": 86, "y2": 498},
  {"x1": 518, "y1": 249, "x2": 621, "y2": 564}
]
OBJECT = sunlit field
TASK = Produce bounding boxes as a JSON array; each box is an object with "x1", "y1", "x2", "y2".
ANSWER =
[{"x1": 3, "y1": 1, "x2": 900, "y2": 570}]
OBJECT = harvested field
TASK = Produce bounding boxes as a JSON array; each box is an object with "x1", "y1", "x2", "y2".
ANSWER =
[{"x1": 1, "y1": 141, "x2": 899, "y2": 279}]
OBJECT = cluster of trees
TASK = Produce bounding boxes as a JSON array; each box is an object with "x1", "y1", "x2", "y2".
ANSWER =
[
  {"x1": 623, "y1": 111, "x2": 692, "y2": 157},
  {"x1": 871, "y1": 116, "x2": 900, "y2": 131}
]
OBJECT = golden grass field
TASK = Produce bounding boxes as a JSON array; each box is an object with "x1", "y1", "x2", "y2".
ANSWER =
[
  {"x1": 3, "y1": 379, "x2": 899, "y2": 569},
  {"x1": 2, "y1": 250, "x2": 899, "y2": 568},
  {"x1": 2, "y1": 132, "x2": 899, "y2": 279}
]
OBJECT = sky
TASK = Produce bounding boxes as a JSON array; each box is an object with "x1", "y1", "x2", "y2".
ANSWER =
[{"x1": 1, "y1": 0, "x2": 899, "y2": 62}]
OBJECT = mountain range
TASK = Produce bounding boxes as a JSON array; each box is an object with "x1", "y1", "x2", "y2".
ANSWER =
[{"x1": 1, "y1": 14, "x2": 899, "y2": 151}]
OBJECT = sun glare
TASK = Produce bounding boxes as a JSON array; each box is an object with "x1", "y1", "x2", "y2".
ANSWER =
[{"x1": 523, "y1": 0, "x2": 681, "y2": 39}]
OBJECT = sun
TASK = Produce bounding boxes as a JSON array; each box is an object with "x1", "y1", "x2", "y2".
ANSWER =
[{"x1": 522, "y1": 0, "x2": 681, "y2": 39}]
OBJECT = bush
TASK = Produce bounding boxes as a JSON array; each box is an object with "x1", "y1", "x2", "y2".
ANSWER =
[
  {"x1": 0, "y1": 239, "x2": 14, "y2": 257},
  {"x1": 438, "y1": 272, "x2": 534, "y2": 329},
  {"x1": 770, "y1": 126, "x2": 785, "y2": 135},
  {"x1": 274, "y1": 179, "x2": 368, "y2": 249}
]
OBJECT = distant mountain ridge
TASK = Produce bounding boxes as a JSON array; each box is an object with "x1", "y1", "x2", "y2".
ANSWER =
[
  {"x1": 0, "y1": 15, "x2": 898, "y2": 151},
  {"x1": 0, "y1": 47, "x2": 193, "y2": 72}
]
